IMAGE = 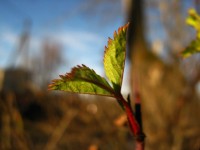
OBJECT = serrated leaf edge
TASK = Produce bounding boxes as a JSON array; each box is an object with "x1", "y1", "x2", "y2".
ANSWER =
[
  {"x1": 48, "y1": 64, "x2": 116, "y2": 97},
  {"x1": 103, "y1": 23, "x2": 129, "y2": 89}
]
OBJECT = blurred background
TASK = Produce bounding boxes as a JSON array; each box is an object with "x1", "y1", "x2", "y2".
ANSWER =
[{"x1": 0, "y1": 0, "x2": 200, "y2": 150}]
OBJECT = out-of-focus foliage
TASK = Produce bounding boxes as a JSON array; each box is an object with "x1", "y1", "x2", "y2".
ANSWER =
[
  {"x1": 0, "y1": 91, "x2": 134, "y2": 150},
  {"x1": 128, "y1": 1, "x2": 200, "y2": 149},
  {"x1": 182, "y1": 8, "x2": 200, "y2": 58},
  {"x1": 1, "y1": 1, "x2": 200, "y2": 150},
  {"x1": 186, "y1": 9, "x2": 200, "y2": 38},
  {"x1": 32, "y1": 41, "x2": 64, "y2": 88}
]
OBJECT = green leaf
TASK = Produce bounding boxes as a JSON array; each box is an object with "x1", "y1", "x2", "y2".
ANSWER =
[
  {"x1": 48, "y1": 65, "x2": 115, "y2": 97},
  {"x1": 182, "y1": 39, "x2": 200, "y2": 58},
  {"x1": 186, "y1": 9, "x2": 200, "y2": 38},
  {"x1": 182, "y1": 9, "x2": 200, "y2": 58},
  {"x1": 104, "y1": 23, "x2": 129, "y2": 92}
]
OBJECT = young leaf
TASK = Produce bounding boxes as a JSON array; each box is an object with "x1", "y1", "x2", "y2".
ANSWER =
[
  {"x1": 186, "y1": 9, "x2": 200, "y2": 39},
  {"x1": 104, "y1": 23, "x2": 129, "y2": 92},
  {"x1": 182, "y1": 9, "x2": 200, "y2": 58},
  {"x1": 182, "y1": 39, "x2": 200, "y2": 58},
  {"x1": 48, "y1": 65, "x2": 115, "y2": 97}
]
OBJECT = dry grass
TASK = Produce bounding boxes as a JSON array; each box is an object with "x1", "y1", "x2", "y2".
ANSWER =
[
  {"x1": 0, "y1": 92, "x2": 135, "y2": 150},
  {"x1": 0, "y1": 87, "x2": 199, "y2": 149}
]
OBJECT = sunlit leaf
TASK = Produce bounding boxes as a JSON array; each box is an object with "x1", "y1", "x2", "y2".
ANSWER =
[
  {"x1": 48, "y1": 65, "x2": 115, "y2": 97},
  {"x1": 104, "y1": 23, "x2": 129, "y2": 92},
  {"x1": 182, "y1": 39, "x2": 200, "y2": 58},
  {"x1": 186, "y1": 8, "x2": 200, "y2": 38},
  {"x1": 182, "y1": 9, "x2": 200, "y2": 58}
]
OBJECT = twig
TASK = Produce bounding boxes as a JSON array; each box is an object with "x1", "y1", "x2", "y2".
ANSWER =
[{"x1": 44, "y1": 110, "x2": 77, "y2": 150}]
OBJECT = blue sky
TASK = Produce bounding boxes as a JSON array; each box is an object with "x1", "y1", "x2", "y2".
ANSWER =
[
  {"x1": 0, "y1": 0, "x2": 124, "y2": 70},
  {"x1": 0, "y1": 0, "x2": 195, "y2": 94},
  {"x1": 0, "y1": 0, "x2": 131, "y2": 93}
]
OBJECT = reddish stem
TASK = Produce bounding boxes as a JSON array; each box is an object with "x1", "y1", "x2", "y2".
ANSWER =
[
  {"x1": 124, "y1": 101, "x2": 140, "y2": 135},
  {"x1": 135, "y1": 141, "x2": 145, "y2": 150},
  {"x1": 116, "y1": 94, "x2": 145, "y2": 149}
]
